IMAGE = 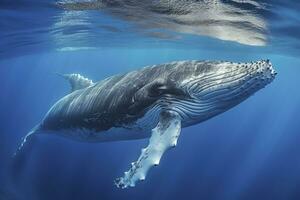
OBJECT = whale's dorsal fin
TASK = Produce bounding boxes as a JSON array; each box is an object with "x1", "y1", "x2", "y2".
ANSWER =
[
  {"x1": 115, "y1": 110, "x2": 181, "y2": 188},
  {"x1": 57, "y1": 73, "x2": 94, "y2": 92}
]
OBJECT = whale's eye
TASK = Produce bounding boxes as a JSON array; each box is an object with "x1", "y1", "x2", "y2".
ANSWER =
[{"x1": 149, "y1": 83, "x2": 167, "y2": 97}]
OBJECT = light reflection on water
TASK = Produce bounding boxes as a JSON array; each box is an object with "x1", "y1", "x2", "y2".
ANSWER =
[
  {"x1": 58, "y1": 0, "x2": 268, "y2": 45},
  {"x1": 1, "y1": 0, "x2": 300, "y2": 58}
]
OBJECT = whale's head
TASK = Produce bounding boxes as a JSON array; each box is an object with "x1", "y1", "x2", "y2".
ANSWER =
[
  {"x1": 131, "y1": 60, "x2": 276, "y2": 128},
  {"x1": 155, "y1": 60, "x2": 277, "y2": 125}
]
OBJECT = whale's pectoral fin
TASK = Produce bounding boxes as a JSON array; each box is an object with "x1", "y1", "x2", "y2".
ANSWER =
[
  {"x1": 56, "y1": 73, "x2": 94, "y2": 92},
  {"x1": 115, "y1": 111, "x2": 181, "y2": 189}
]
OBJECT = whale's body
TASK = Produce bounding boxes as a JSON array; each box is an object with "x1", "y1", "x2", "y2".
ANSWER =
[{"x1": 20, "y1": 60, "x2": 276, "y2": 188}]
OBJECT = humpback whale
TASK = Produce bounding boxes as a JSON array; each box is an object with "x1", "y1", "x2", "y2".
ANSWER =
[{"x1": 17, "y1": 60, "x2": 276, "y2": 188}]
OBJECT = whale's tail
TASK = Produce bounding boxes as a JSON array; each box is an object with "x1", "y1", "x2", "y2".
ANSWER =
[
  {"x1": 10, "y1": 125, "x2": 40, "y2": 185},
  {"x1": 13, "y1": 125, "x2": 40, "y2": 157}
]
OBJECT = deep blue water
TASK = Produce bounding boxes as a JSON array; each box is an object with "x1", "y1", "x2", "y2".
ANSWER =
[{"x1": 1, "y1": 1, "x2": 300, "y2": 200}]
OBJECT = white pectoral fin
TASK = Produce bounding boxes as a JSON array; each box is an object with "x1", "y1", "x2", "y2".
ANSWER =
[{"x1": 115, "y1": 111, "x2": 181, "y2": 189}]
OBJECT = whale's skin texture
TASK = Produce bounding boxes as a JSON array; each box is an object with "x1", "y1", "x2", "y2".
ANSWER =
[
  {"x1": 20, "y1": 60, "x2": 276, "y2": 188},
  {"x1": 36, "y1": 60, "x2": 276, "y2": 143}
]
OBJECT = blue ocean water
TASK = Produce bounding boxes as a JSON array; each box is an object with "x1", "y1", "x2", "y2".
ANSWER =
[{"x1": 1, "y1": 1, "x2": 300, "y2": 200}]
